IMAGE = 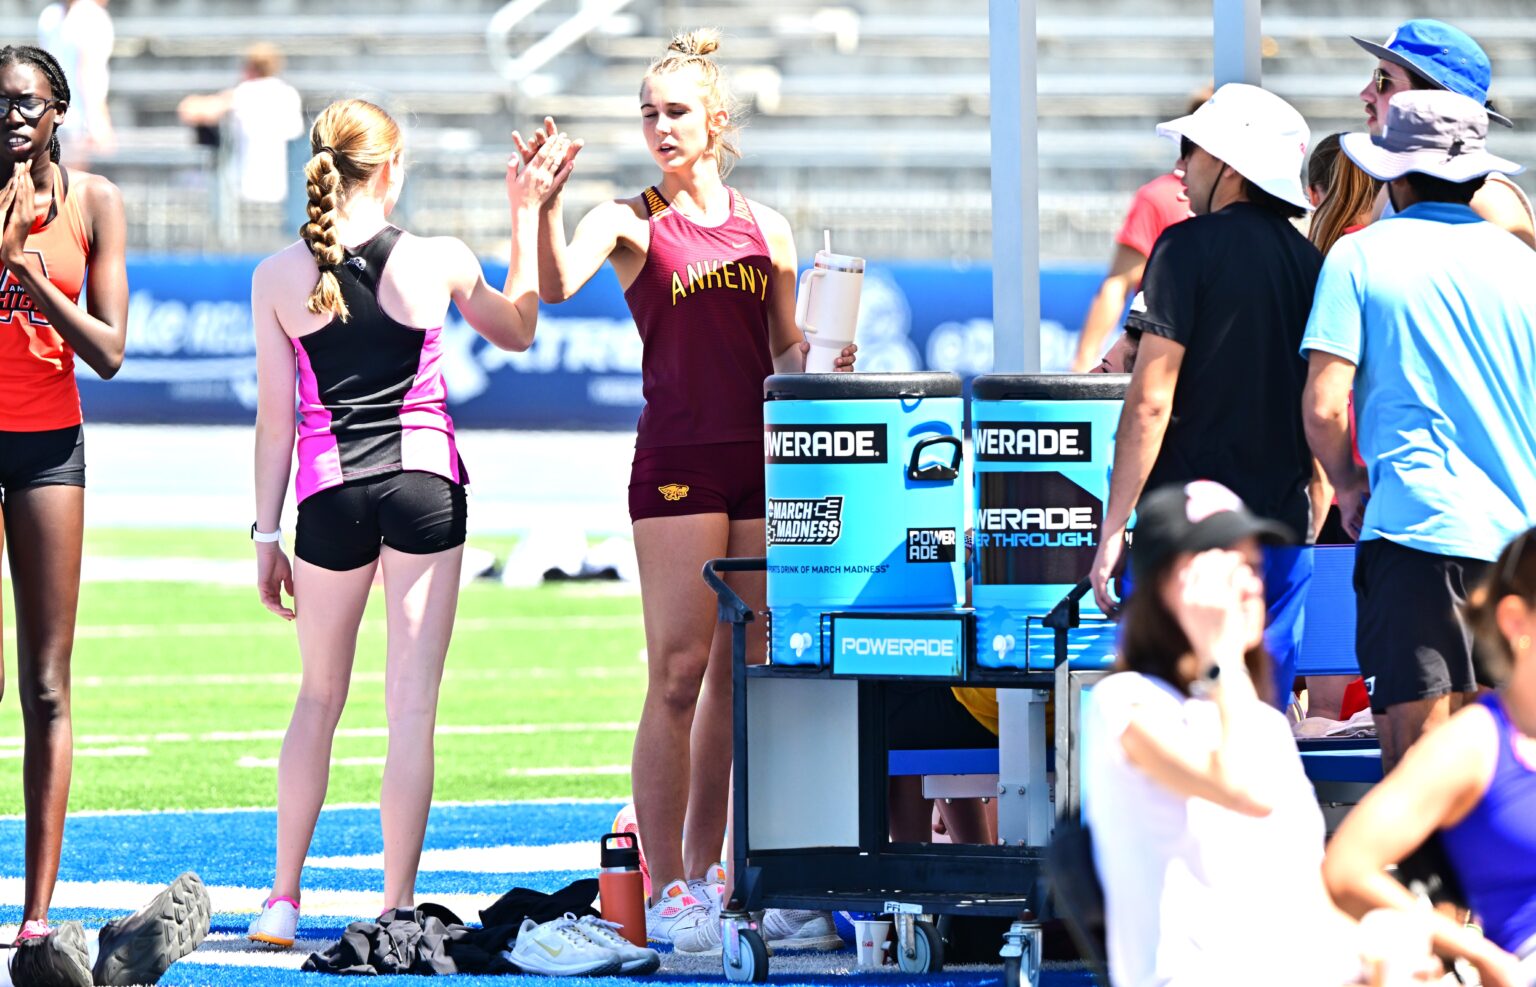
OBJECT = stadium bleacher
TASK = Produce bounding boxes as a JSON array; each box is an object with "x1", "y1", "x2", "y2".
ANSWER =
[{"x1": 8, "y1": 0, "x2": 1535, "y2": 259}]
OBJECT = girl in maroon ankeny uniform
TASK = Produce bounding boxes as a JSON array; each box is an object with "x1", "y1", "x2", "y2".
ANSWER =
[{"x1": 525, "y1": 28, "x2": 854, "y2": 953}]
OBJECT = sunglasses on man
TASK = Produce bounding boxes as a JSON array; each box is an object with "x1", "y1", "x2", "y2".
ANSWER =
[{"x1": 1372, "y1": 67, "x2": 1404, "y2": 95}]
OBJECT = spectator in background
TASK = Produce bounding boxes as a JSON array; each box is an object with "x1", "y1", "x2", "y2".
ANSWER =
[
  {"x1": 1303, "y1": 133, "x2": 1378, "y2": 721},
  {"x1": 36, "y1": 0, "x2": 113, "y2": 161},
  {"x1": 1307, "y1": 133, "x2": 1380, "y2": 256},
  {"x1": 1088, "y1": 84, "x2": 1321, "y2": 710},
  {"x1": 1091, "y1": 326, "x2": 1139, "y2": 375},
  {"x1": 1353, "y1": 18, "x2": 1535, "y2": 248},
  {"x1": 1084, "y1": 481, "x2": 1360, "y2": 987},
  {"x1": 1302, "y1": 91, "x2": 1536, "y2": 773},
  {"x1": 1324, "y1": 527, "x2": 1536, "y2": 987},
  {"x1": 178, "y1": 45, "x2": 305, "y2": 205},
  {"x1": 1069, "y1": 90, "x2": 1205, "y2": 373}
]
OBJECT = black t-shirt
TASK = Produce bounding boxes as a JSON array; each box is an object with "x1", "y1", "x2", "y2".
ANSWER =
[{"x1": 1125, "y1": 201, "x2": 1323, "y2": 539}]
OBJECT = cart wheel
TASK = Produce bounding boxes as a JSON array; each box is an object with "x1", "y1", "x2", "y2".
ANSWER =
[
  {"x1": 896, "y1": 921, "x2": 944, "y2": 974},
  {"x1": 1003, "y1": 953, "x2": 1039, "y2": 987},
  {"x1": 723, "y1": 928, "x2": 769, "y2": 983}
]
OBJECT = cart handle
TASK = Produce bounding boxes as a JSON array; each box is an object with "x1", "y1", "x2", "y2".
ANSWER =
[
  {"x1": 1042, "y1": 578, "x2": 1092, "y2": 632},
  {"x1": 702, "y1": 556, "x2": 766, "y2": 624}
]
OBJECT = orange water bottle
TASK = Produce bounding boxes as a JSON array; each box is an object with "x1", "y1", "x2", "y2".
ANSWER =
[{"x1": 599, "y1": 832, "x2": 648, "y2": 948}]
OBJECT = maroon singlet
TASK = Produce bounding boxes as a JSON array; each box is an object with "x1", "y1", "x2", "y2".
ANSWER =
[{"x1": 624, "y1": 185, "x2": 775, "y2": 448}]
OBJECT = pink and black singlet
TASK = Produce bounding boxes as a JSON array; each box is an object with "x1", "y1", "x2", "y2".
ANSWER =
[
  {"x1": 622, "y1": 185, "x2": 775, "y2": 449},
  {"x1": 292, "y1": 225, "x2": 464, "y2": 504}
]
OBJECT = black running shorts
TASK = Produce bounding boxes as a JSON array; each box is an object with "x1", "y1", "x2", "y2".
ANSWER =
[
  {"x1": 1353, "y1": 537, "x2": 1491, "y2": 713},
  {"x1": 0, "y1": 426, "x2": 85, "y2": 501},
  {"x1": 295, "y1": 470, "x2": 467, "y2": 571}
]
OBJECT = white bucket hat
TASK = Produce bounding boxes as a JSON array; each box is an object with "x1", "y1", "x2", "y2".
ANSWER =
[
  {"x1": 1156, "y1": 83, "x2": 1312, "y2": 210},
  {"x1": 1341, "y1": 89, "x2": 1523, "y2": 183}
]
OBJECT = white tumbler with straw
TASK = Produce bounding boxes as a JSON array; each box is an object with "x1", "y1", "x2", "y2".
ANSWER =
[{"x1": 795, "y1": 230, "x2": 865, "y2": 373}]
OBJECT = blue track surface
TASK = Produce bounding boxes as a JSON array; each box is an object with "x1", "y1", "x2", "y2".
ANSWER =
[{"x1": 0, "y1": 803, "x2": 1095, "y2": 986}]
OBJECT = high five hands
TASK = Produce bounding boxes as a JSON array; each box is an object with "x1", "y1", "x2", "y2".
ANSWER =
[{"x1": 510, "y1": 116, "x2": 582, "y2": 207}]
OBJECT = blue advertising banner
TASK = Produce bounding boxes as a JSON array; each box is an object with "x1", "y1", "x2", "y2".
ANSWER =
[{"x1": 79, "y1": 258, "x2": 1108, "y2": 428}]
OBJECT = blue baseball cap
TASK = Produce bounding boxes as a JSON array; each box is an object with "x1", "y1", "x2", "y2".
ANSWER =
[{"x1": 1352, "y1": 19, "x2": 1512, "y2": 128}]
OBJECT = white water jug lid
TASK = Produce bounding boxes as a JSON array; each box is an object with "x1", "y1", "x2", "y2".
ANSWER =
[{"x1": 814, "y1": 249, "x2": 864, "y2": 274}]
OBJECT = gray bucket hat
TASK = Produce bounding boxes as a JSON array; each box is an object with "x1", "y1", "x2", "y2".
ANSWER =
[{"x1": 1341, "y1": 89, "x2": 1523, "y2": 183}]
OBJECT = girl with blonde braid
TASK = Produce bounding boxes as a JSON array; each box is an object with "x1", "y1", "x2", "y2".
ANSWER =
[{"x1": 247, "y1": 98, "x2": 576, "y2": 946}]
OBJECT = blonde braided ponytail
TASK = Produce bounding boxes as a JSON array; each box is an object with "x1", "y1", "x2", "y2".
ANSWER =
[
  {"x1": 298, "y1": 99, "x2": 404, "y2": 322},
  {"x1": 301, "y1": 149, "x2": 348, "y2": 320}
]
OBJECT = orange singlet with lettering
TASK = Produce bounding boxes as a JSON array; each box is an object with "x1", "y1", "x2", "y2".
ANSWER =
[{"x1": 0, "y1": 164, "x2": 88, "y2": 431}]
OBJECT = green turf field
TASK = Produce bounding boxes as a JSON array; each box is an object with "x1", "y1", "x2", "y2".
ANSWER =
[{"x1": 0, "y1": 529, "x2": 647, "y2": 814}]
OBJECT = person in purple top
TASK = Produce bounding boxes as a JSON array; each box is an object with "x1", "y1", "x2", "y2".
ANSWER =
[
  {"x1": 246, "y1": 97, "x2": 576, "y2": 947},
  {"x1": 1325, "y1": 526, "x2": 1536, "y2": 987}
]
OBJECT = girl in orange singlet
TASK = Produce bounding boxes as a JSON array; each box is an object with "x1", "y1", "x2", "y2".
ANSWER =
[{"x1": 0, "y1": 45, "x2": 128, "y2": 943}]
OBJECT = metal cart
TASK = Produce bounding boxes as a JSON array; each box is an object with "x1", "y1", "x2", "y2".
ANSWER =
[{"x1": 704, "y1": 557, "x2": 1098, "y2": 987}]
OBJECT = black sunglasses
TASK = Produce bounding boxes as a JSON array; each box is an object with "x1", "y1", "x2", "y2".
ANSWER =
[
  {"x1": 1372, "y1": 67, "x2": 1401, "y2": 95},
  {"x1": 1179, "y1": 136, "x2": 1196, "y2": 160},
  {"x1": 0, "y1": 95, "x2": 58, "y2": 121}
]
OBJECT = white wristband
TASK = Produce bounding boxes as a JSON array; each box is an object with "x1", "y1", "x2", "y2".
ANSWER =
[{"x1": 251, "y1": 525, "x2": 282, "y2": 543}]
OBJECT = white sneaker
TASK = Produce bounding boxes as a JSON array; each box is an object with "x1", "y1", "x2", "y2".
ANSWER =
[
  {"x1": 506, "y1": 915, "x2": 623, "y2": 977},
  {"x1": 686, "y1": 863, "x2": 728, "y2": 918},
  {"x1": 575, "y1": 915, "x2": 662, "y2": 975},
  {"x1": 646, "y1": 880, "x2": 721, "y2": 954},
  {"x1": 760, "y1": 909, "x2": 842, "y2": 951},
  {"x1": 246, "y1": 896, "x2": 299, "y2": 948}
]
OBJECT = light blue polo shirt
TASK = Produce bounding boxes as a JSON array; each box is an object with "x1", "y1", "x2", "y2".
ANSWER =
[{"x1": 1301, "y1": 201, "x2": 1536, "y2": 561}]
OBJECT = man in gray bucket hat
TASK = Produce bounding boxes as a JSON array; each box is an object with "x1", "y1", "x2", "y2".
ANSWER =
[{"x1": 1301, "y1": 89, "x2": 1536, "y2": 771}]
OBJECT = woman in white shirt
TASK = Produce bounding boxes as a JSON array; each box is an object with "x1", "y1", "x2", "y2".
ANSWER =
[{"x1": 1083, "y1": 480, "x2": 1358, "y2": 987}]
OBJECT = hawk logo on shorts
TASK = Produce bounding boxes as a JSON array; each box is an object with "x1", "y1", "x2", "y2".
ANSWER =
[{"x1": 658, "y1": 483, "x2": 690, "y2": 501}]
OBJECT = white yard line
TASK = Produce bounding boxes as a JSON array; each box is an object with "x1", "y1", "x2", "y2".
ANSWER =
[
  {"x1": 0, "y1": 721, "x2": 637, "y2": 749},
  {"x1": 505, "y1": 765, "x2": 631, "y2": 778},
  {"x1": 307, "y1": 841, "x2": 595, "y2": 874},
  {"x1": 0, "y1": 878, "x2": 492, "y2": 923},
  {"x1": 239, "y1": 759, "x2": 632, "y2": 776},
  {"x1": 59, "y1": 665, "x2": 641, "y2": 689},
  {"x1": 0, "y1": 746, "x2": 147, "y2": 760},
  {"x1": 2, "y1": 613, "x2": 641, "y2": 645},
  {"x1": 0, "y1": 798, "x2": 625, "y2": 822}
]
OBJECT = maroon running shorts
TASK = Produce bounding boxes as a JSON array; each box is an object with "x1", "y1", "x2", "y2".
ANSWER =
[{"x1": 628, "y1": 440, "x2": 765, "y2": 522}]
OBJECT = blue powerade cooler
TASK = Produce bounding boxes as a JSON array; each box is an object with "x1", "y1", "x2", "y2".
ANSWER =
[
  {"x1": 764, "y1": 373, "x2": 966, "y2": 669},
  {"x1": 970, "y1": 374, "x2": 1127, "y2": 670}
]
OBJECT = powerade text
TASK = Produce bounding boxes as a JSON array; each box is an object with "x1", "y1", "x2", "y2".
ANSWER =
[{"x1": 977, "y1": 506, "x2": 1097, "y2": 548}]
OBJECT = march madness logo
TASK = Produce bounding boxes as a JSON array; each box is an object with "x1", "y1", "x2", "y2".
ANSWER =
[
  {"x1": 0, "y1": 250, "x2": 50, "y2": 327},
  {"x1": 767, "y1": 496, "x2": 844, "y2": 546}
]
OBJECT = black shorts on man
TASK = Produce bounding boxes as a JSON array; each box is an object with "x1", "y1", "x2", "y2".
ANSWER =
[{"x1": 1353, "y1": 537, "x2": 1494, "y2": 712}]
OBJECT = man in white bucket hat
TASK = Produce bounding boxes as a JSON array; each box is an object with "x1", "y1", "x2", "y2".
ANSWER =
[
  {"x1": 1090, "y1": 83, "x2": 1323, "y2": 710},
  {"x1": 1302, "y1": 89, "x2": 1536, "y2": 772}
]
